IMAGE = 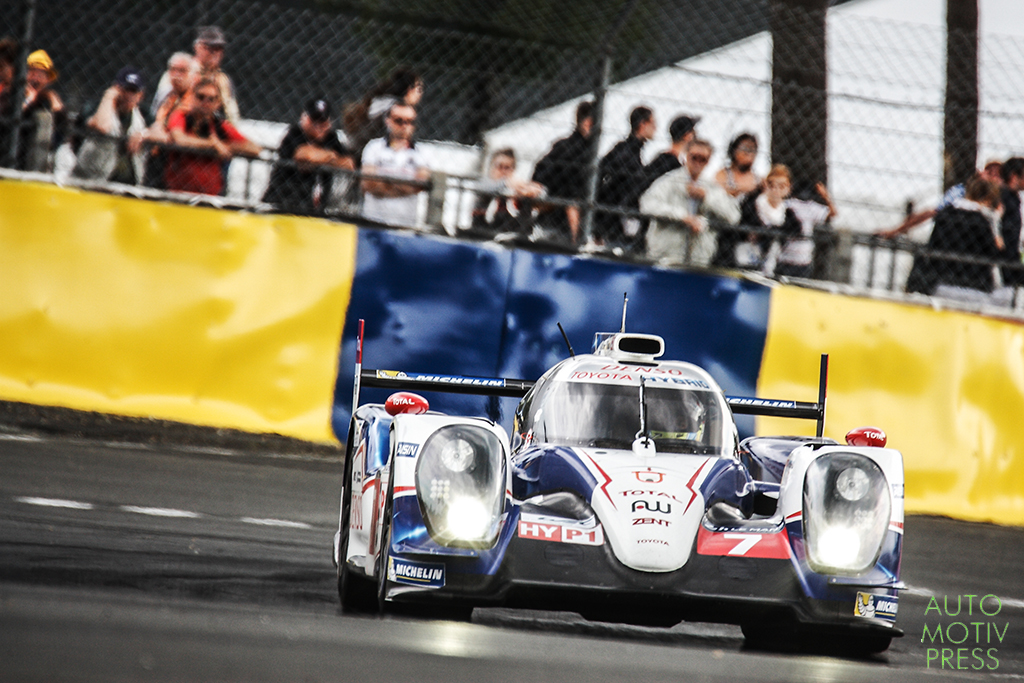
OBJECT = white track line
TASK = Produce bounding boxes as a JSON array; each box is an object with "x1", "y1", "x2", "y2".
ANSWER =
[
  {"x1": 14, "y1": 496, "x2": 95, "y2": 510},
  {"x1": 240, "y1": 517, "x2": 312, "y2": 529},
  {"x1": 120, "y1": 506, "x2": 200, "y2": 518}
]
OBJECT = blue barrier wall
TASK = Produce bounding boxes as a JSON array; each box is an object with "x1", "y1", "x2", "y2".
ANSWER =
[{"x1": 332, "y1": 229, "x2": 772, "y2": 439}]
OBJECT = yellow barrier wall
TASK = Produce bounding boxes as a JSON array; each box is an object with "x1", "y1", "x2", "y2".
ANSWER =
[
  {"x1": 760, "y1": 286, "x2": 1024, "y2": 525},
  {"x1": 0, "y1": 181, "x2": 355, "y2": 443}
]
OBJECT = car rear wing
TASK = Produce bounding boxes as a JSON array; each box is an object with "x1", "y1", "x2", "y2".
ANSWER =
[{"x1": 352, "y1": 321, "x2": 828, "y2": 436}]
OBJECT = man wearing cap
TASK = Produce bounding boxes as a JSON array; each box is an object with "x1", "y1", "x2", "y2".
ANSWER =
[
  {"x1": 154, "y1": 26, "x2": 239, "y2": 124},
  {"x1": 263, "y1": 97, "x2": 355, "y2": 215},
  {"x1": 72, "y1": 66, "x2": 148, "y2": 184},
  {"x1": 645, "y1": 114, "x2": 699, "y2": 184},
  {"x1": 19, "y1": 49, "x2": 65, "y2": 171}
]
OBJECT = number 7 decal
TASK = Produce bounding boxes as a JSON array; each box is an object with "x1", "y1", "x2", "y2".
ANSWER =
[{"x1": 723, "y1": 533, "x2": 762, "y2": 555}]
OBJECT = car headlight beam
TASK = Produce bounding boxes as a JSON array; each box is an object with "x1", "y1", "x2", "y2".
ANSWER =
[
  {"x1": 803, "y1": 453, "x2": 891, "y2": 575},
  {"x1": 415, "y1": 425, "x2": 506, "y2": 548}
]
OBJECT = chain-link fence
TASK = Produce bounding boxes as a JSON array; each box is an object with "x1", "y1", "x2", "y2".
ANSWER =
[{"x1": 2, "y1": 0, "x2": 1024, "y2": 310}]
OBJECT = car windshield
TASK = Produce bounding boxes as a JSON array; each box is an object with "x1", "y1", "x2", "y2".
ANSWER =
[{"x1": 524, "y1": 381, "x2": 726, "y2": 455}]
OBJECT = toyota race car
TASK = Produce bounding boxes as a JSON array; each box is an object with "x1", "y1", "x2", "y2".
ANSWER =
[{"x1": 333, "y1": 318, "x2": 904, "y2": 654}]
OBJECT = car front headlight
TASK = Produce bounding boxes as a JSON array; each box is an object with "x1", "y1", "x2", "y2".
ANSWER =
[
  {"x1": 803, "y1": 453, "x2": 891, "y2": 575},
  {"x1": 415, "y1": 425, "x2": 506, "y2": 548}
]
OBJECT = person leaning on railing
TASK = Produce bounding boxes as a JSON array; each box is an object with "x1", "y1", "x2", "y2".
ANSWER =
[
  {"x1": 143, "y1": 52, "x2": 195, "y2": 189},
  {"x1": 640, "y1": 138, "x2": 740, "y2": 268},
  {"x1": 71, "y1": 67, "x2": 148, "y2": 185},
  {"x1": 163, "y1": 77, "x2": 261, "y2": 196},
  {"x1": 262, "y1": 97, "x2": 355, "y2": 216},
  {"x1": 467, "y1": 147, "x2": 546, "y2": 237},
  {"x1": 905, "y1": 175, "x2": 1005, "y2": 296},
  {"x1": 360, "y1": 102, "x2": 429, "y2": 228},
  {"x1": 530, "y1": 100, "x2": 594, "y2": 247},
  {"x1": 17, "y1": 49, "x2": 66, "y2": 172}
]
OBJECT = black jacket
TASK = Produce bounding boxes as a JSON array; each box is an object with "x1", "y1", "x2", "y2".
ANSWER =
[{"x1": 907, "y1": 205, "x2": 1001, "y2": 294}]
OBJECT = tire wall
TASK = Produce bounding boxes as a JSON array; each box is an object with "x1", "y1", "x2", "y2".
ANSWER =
[
  {"x1": 0, "y1": 180, "x2": 355, "y2": 443},
  {"x1": 3, "y1": 180, "x2": 1022, "y2": 524},
  {"x1": 759, "y1": 286, "x2": 1024, "y2": 525}
]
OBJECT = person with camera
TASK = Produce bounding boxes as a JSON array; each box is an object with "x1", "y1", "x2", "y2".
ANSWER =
[{"x1": 164, "y1": 76, "x2": 260, "y2": 196}]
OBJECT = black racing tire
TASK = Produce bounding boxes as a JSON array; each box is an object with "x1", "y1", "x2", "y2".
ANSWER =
[
  {"x1": 337, "y1": 423, "x2": 377, "y2": 614},
  {"x1": 375, "y1": 477, "x2": 394, "y2": 614}
]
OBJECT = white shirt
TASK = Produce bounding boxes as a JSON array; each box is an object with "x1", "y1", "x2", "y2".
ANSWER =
[
  {"x1": 778, "y1": 198, "x2": 831, "y2": 266},
  {"x1": 361, "y1": 137, "x2": 429, "y2": 228}
]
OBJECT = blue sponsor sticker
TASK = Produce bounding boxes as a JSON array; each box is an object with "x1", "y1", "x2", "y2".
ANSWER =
[
  {"x1": 855, "y1": 592, "x2": 898, "y2": 623},
  {"x1": 388, "y1": 557, "x2": 445, "y2": 588},
  {"x1": 396, "y1": 442, "x2": 419, "y2": 457}
]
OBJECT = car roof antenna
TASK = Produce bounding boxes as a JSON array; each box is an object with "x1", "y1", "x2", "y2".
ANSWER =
[
  {"x1": 633, "y1": 376, "x2": 656, "y2": 455},
  {"x1": 620, "y1": 292, "x2": 628, "y2": 333},
  {"x1": 557, "y1": 322, "x2": 575, "y2": 358}
]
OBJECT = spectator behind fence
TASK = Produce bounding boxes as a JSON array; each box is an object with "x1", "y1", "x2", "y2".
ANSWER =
[
  {"x1": 72, "y1": 67, "x2": 148, "y2": 185},
  {"x1": 143, "y1": 52, "x2": 195, "y2": 188},
  {"x1": 469, "y1": 148, "x2": 545, "y2": 236},
  {"x1": 773, "y1": 180, "x2": 836, "y2": 279},
  {"x1": 19, "y1": 49, "x2": 65, "y2": 171},
  {"x1": 360, "y1": 102, "x2": 429, "y2": 227},
  {"x1": 155, "y1": 26, "x2": 239, "y2": 124},
  {"x1": 0, "y1": 37, "x2": 16, "y2": 163},
  {"x1": 263, "y1": 97, "x2": 354, "y2": 215},
  {"x1": 717, "y1": 164, "x2": 802, "y2": 271},
  {"x1": 715, "y1": 133, "x2": 761, "y2": 199},
  {"x1": 879, "y1": 159, "x2": 1003, "y2": 240},
  {"x1": 530, "y1": 100, "x2": 594, "y2": 246},
  {"x1": 640, "y1": 138, "x2": 740, "y2": 267},
  {"x1": 906, "y1": 175, "x2": 1004, "y2": 296},
  {"x1": 594, "y1": 105, "x2": 657, "y2": 252},
  {"x1": 164, "y1": 77, "x2": 261, "y2": 196},
  {"x1": 999, "y1": 157, "x2": 1024, "y2": 287},
  {"x1": 645, "y1": 114, "x2": 699, "y2": 182},
  {"x1": 344, "y1": 67, "x2": 423, "y2": 164}
]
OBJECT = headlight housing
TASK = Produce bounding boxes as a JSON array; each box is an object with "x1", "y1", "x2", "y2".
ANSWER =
[
  {"x1": 415, "y1": 425, "x2": 506, "y2": 548},
  {"x1": 803, "y1": 453, "x2": 891, "y2": 575}
]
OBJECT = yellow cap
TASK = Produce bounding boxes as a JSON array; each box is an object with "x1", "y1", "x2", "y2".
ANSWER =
[{"x1": 26, "y1": 49, "x2": 57, "y2": 81}]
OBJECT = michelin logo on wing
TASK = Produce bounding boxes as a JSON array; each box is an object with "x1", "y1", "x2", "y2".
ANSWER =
[{"x1": 388, "y1": 557, "x2": 445, "y2": 588}]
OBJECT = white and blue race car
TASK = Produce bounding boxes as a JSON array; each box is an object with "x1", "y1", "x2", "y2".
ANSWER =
[{"x1": 333, "y1": 324, "x2": 904, "y2": 654}]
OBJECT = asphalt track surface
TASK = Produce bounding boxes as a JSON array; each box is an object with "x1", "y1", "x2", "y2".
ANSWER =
[{"x1": 2, "y1": 431, "x2": 1024, "y2": 682}]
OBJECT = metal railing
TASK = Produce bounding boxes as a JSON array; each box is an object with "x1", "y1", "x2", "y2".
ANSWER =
[{"x1": 7, "y1": 121, "x2": 1024, "y2": 317}]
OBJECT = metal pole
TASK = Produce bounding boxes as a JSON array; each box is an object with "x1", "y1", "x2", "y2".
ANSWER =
[
  {"x1": 581, "y1": 0, "x2": 639, "y2": 247},
  {"x1": 3, "y1": 0, "x2": 37, "y2": 169},
  {"x1": 581, "y1": 53, "x2": 611, "y2": 246}
]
